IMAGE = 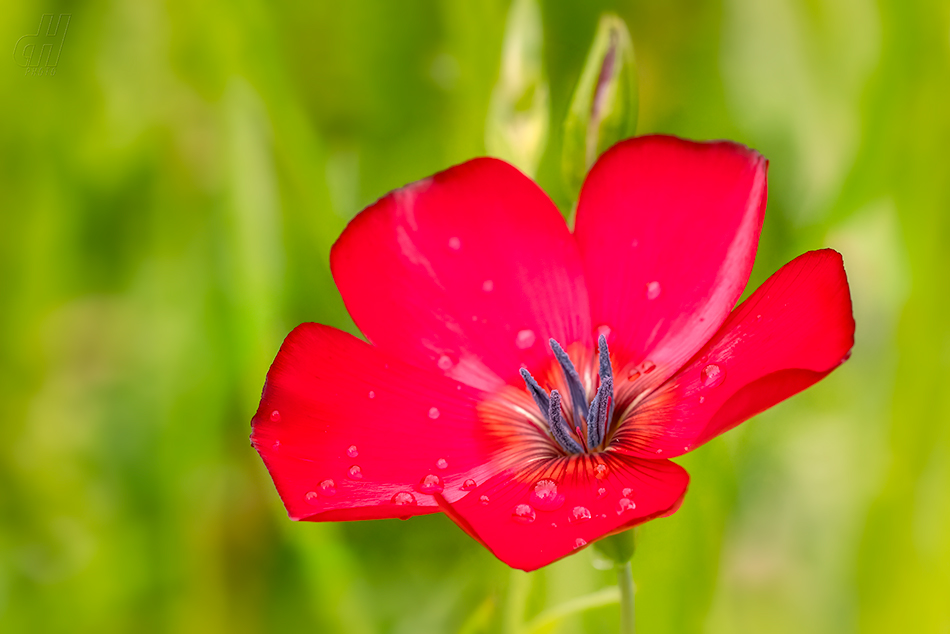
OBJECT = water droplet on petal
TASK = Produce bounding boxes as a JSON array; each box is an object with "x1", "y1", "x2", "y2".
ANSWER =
[
  {"x1": 616, "y1": 498, "x2": 636, "y2": 514},
  {"x1": 574, "y1": 537, "x2": 588, "y2": 550},
  {"x1": 436, "y1": 458, "x2": 448, "y2": 470},
  {"x1": 699, "y1": 396, "x2": 705, "y2": 404},
  {"x1": 305, "y1": 491, "x2": 319, "y2": 505},
  {"x1": 461, "y1": 479, "x2": 477, "y2": 491},
  {"x1": 319, "y1": 479, "x2": 337, "y2": 496},
  {"x1": 655, "y1": 449, "x2": 663, "y2": 454},
  {"x1": 437, "y1": 355, "x2": 453, "y2": 371},
  {"x1": 569, "y1": 506, "x2": 592, "y2": 524},
  {"x1": 347, "y1": 445, "x2": 359, "y2": 458},
  {"x1": 428, "y1": 407, "x2": 440, "y2": 419},
  {"x1": 593, "y1": 463, "x2": 608, "y2": 479},
  {"x1": 515, "y1": 329, "x2": 536, "y2": 349},
  {"x1": 482, "y1": 279, "x2": 494, "y2": 292},
  {"x1": 512, "y1": 504, "x2": 536, "y2": 524},
  {"x1": 448, "y1": 236, "x2": 461, "y2": 251},
  {"x1": 597, "y1": 487, "x2": 607, "y2": 499},
  {"x1": 701, "y1": 364, "x2": 725, "y2": 388},
  {"x1": 368, "y1": 390, "x2": 376, "y2": 399},
  {"x1": 645, "y1": 281, "x2": 662, "y2": 300},
  {"x1": 392, "y1": 491, "x2": 416, "y2": 506},
  {"x1": 683, "y1": 445, "x2": 690, "y2": 452},
  {"x1": 639, "y1": 360, "x2": 656, "y2": 374},
  {"x1": 596, "y1": 324, "x2": 612, "y2": 338},
  {"x1": 347, "y1": 465, "x2": 363, "y2": 480},
  {"x1": 529, "y1": 479, "x2": 565, "y2": 511},
  {"x1": 270, "y1": 410, "x2": 281, "y2": 422},
  {"x1": 622, "y1": 487, "x2": 633, "y2": 498},
  {"x1": 272, "y1": 440, "x2": 280, "y2": 450},
  {"x1": 417, "y1": 473, "x2": 444, "y2": 494},
  {"x1": 479, "y1": 495, "x2": 490, "y2": 505},
  {"x1": 627, "y1": 369, "x2": 641, "y2": 380}
]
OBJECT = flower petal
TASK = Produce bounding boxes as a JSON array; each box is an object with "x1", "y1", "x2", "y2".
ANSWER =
[
  {"x1": 615, "y1": 249, "x2": 855, "y2": 458},
  {"x1": 331, "y1": 158, "x2": 591, "y2": 391},
  {"x1": 574, "y1": 135, "x2": 767, "y2": 385},
  {"x1": 438, "y1": 454, "x2": 689, "y2": 571},
  {"x1": 251, "y1": 323, "x2": 501, "y2": 521}
]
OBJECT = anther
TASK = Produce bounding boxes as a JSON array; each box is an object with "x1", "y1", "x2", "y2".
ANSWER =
[
  {"x1": 549, "y1": 339, "x2": 588, "y2": 425},
  {"x1": 520, "y1": 368, "x2": 550, "y2": 416},
  {"x1": 548, "y1": 390, "x2": 583, "y2": 454},
  {"x1": 597, "y1": 334, "x2": 615, "y2": 428}
]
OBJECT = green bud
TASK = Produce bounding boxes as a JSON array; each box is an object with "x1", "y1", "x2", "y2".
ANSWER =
[
  {"x1": 562, "y1": 13, "x2": 638, "y2": 199},
  {"x1": 593, "y1": 528, "x2": 637, "y2": 565},
  {"x1": 485, "y1": 0, "x2": 549, "y2": 178}
]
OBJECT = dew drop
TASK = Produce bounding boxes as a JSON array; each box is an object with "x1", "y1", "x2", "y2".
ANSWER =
[
  {"x1": 347, "y1": 445, "x2": 359, "y2": 458},
  {"x1": 272, "y1": 440, "x2": 280, "y2": 450},
  {"x1": 529, "y1": 479, "x2": 565, "y2": 511},
  {"x1": 368, "y1": 390, "x2": 376, "y2": 399},
  {"x1": 512, "y1": 504, "x2": 537, "y2": 524},
  {"x1": 593, "y1": 463, "x2": 608, "y2": 479},
  {"x1": 699, "y1": 396, "x2": 705, "y2": 404},
  {"x1": 305, "y1": 491, "x2": 319, "y2": 505},
  {"x1": 479, "y1": 495, "x2": 490, "y2": 505},
  {"x1": 482, "y1": 279, "x2": 494, "y2": 292},
  {"x1": 701, "y1": 363, "x2": 725, "y2": 388},
  {"x1": 622, "y1": 487, "x2": 633, "y2": 498},
  {"x1": 448, "y1": 236, "x2": 461, "y2": 251},
  {"x1": 347, "y1": 465, "x2": 363, "y2": 480},
  {"x1": 574, "y1": 537, "x2": 588, "y2": 550},
  {"x1": 417, "y1": 473, "x2": 444, "y2": 494},
  {"x1": 569, "y1": 506, "x2": 592, "y2": 524},
  {"x1": 616, "y1": 498, "x2": 637, "y2": 514},
  {"x1": 515, "y1": 329, "x2": 536, "y2": 349},
  {"x1": 655, "y1": 449, "x2": 663, "y2": 454},
  {"x1": 645, "y1": 281, "x2": 662, "y2": 300},
  {"x1": 596, "y1": 324, "x2": 612, "y2": 338},
  {"x1": 436, "y1": 458, "x2": 448, "y2": 470},
  {"x1": 428, "y1": 407, "x2": 440, "y2": 420},
  {"x1": 683, "y1": 445, "x2": 690, "y2": 452},
  {"x1": 392, "y1": 491, "x2": 417, "y2": 506},
  {"x1": 437, "y1": 355, "x2": 453, "y2": 371},
  {"x1": 551, "y1": 522, "x2": 558, "y2": 528},
  {"x1": 270, "y1": 410, "x2": 281, "y2": 422},
  {"x1": 597, "y1": 487, "x2": 607, "y2": 499},
  {"x1": 318, "y1": 479, "x2": 337, "y2": 497},
  {"x1": 600, "y1": 514, "x2": 607, "y2": 519},
  {"x1": 461, "y1": 478, "x2": 477, "y2": 491},
  {"x1": 639, "y1": 360, "x2": 656, "y2": 374},
  {"x1": 627, "y1": 369, "x2": 641, "y2": 380}
]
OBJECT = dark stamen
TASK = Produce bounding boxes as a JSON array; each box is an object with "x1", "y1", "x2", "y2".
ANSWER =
[
  {"x1": 597, "y1": 334, "x2": 615, "y2": 428},
  {"x1": 519, "y1": 368, "x2": 550, "y2": 416},
  {"x1": 548, "y1": 390, "x2": 583, "y2": 454},
  {"x1": 549, "y1": 339, "x2": 588, "y2": 426},
  {"x1": 587, "y1": 375, "x2": 612, "y2": 448}
]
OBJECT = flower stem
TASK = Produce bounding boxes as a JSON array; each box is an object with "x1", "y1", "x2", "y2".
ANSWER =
[{"x1": 617, "y1": 561, "x2": 635, "y2": 634}]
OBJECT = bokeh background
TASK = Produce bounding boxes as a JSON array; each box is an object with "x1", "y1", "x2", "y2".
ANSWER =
[{"x1": 2, "y1": 0, "x2": 949, "y2": 632}]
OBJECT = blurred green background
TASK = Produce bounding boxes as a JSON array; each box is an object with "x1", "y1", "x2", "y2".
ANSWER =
[{"x1": 2, "y1": 0, "x2": 949, "y2": 632}]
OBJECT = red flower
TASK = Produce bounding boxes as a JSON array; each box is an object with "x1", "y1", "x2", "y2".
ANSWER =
[{"x1": 251, "y1": 135, "x2": 854, "y2": 571}]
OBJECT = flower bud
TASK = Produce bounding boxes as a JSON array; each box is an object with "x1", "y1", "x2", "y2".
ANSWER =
[
  {"x1": 485, "y1": 0, "x2": 549, "y2": 178},
  {"x1": 562, "y1": 14, "x2": 638, "y2": 200},
  {"x1": 593, "y1": 528, "x2": 637, "y2": 565}
]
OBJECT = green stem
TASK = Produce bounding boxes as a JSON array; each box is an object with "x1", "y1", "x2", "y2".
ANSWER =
[{"x1": 617, "y1": 561, "x2": 635, "y2": 634}]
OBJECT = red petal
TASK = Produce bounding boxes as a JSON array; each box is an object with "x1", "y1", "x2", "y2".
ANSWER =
[
  {"x1": 617, "y1": 249, "x2": 855, "y2": 458},
  {"x1": 439, "y1": 454, "x2": 689, "y2": 571},
  {"x1": 251, "y1": 323, "x2": 501, "y2": 521},
  {"x1": 331, "y1": 158, "x2": 591, "y2": 391},
  {"x1": 574, "y1": 135, "x2": 767, "y2": 385}
]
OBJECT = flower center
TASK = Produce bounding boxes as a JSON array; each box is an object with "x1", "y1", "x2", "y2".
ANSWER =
[{"x1": 520, "y1": 335, "x2": 615, "y2": 454}]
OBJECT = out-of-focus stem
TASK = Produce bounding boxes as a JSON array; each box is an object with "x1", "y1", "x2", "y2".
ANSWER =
[{"x1": 617, "y1": 561, "x2": 635, "y2": 634}]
